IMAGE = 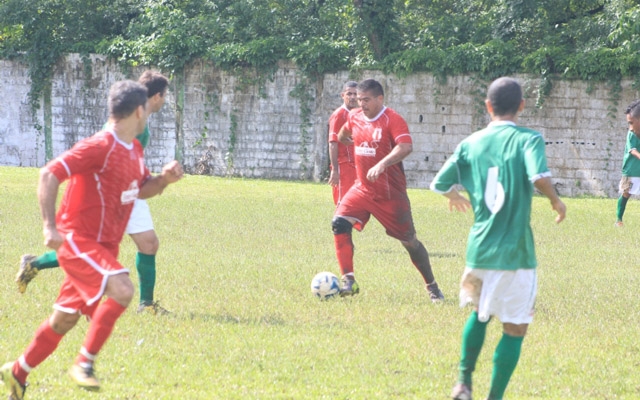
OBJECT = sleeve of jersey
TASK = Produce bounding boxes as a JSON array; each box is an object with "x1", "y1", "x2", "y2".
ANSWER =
[
  {"x1": 46, "y1": 136, "x2": 108, "y2": 182},
  {"x1": 328, "y1": 112, "x2": 344, "y2": 143},
  {"x1": 629, "y1": 131, "x2": 640, "y2": 152},
  {"x1": 390, "y1": 112, "x2": 412, "y2": 144},
  {"x1": 524, "y1": 134, "x2": 551, "y2": 182},
  {"x1": 430, "y1": 146, "x2": 463, "y2": 194}
]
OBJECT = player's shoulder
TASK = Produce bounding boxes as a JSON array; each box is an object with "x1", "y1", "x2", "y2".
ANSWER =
[{"x1": 75, "y1": 129, "x2": 114, "y2": 149}]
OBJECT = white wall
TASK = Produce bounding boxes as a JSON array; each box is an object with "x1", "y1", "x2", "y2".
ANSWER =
[{"x1": 1, "y1": 54, "x2": 637, "y2": 197}]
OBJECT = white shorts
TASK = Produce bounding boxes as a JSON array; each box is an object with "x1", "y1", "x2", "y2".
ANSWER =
[
  {"x1": 459, "y1": 267, "x2": 537, "y2": 325},
  {"x1": 125, "y1": 199, "x2": 154, "y2": 235}
]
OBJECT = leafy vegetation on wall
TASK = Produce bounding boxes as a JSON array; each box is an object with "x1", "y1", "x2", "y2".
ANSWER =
[{"x1": 1, "y1": 0, "x2": 640, "y2": 98}]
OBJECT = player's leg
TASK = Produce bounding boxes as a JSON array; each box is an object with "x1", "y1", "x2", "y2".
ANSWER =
[
  {"x1": 486, "y1": 269, "x2": 535, "y2": 400},
  {"x1": 71, "y1": 273, "x2": 133, "y2": 390},
  {"x1": 616, "y1": 177, "x2": 631, "y2": 226},
  {"x1": 332, "y1": 188, "x2": 369, "y2": 296},
  {"x1": 129, "y1": 229, "x2": 166, "y2": 314},
  {"x1": 15, "y1": 250, "x2": 60, "y2": 293},
  {"x1": 487, "y1": 323, "x2": 527, "y2": 400},
  {"x1": 375, "y1": 196, "x2": 444, "y2": 301},
  {"x1": 451, "y1": 310, "x2": 489, "y2": 400},
  {"x1": 126, "y1": 199, "x2": 167, "y2": 314},
  {"x1": 332, "y1": 216, "x2": 359, "y2": 295},
  {"x1": 4, "y1": 275, "x2": 83, "y2": 398}
]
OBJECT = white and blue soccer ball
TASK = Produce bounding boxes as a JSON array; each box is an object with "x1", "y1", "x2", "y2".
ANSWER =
[{"x1": 310, "y1": 271, "x2": 340, "y2": 300}]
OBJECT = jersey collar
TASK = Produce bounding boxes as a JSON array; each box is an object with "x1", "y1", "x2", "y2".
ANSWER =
[
  {"x1": 364, "y1": 106, "x2": 387, "y2": 122},
  {"x1": 488, "y1": 120, "x2": 516, "y2": 127},
  {"x1": 103, "y1": 124, "x2": 134, "y2": 150}
]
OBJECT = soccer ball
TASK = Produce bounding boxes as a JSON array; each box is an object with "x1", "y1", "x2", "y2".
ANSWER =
[{"x1": 310, "y1": 271, "x2": 340, "y2": 300}]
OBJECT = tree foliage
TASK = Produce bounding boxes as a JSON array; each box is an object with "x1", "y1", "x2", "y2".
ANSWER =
[{"x1": 1, "y1": 0, "x2": 640, "y2": 87}]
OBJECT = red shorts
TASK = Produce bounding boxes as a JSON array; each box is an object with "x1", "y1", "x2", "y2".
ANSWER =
[
  {"x1": 335, "y1": 187, "x2": 416, "y2": 242},
  {"x1": 54, "y1": 233, "x2": 129, "y2": 316},
  {"x1": 332, "y1": 162, "x2": 357, "y2": 205}
]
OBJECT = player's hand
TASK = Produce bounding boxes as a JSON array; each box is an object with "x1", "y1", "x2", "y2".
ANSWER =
[
  {"x1": 551, "y1": 199, "x2": 566, "y2": 223},
  {"x1": 161, "y1": 160, "x2": 184, "y2": 184},
  {"x1": 328, "y1": 170, "x2": 339, "y2": 186},
  {"x1": 447, "y1": 194, "x2": 471, "y2": 212},
  {"x1": 43, "y1": 225, "x2": 64, "y2": 250},
  {"x1": 367, "y1": 163, "x2": 385, "y2": 182}
]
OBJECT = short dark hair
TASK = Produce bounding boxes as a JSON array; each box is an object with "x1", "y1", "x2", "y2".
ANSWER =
[
  {"x1": 626, "y1": 99, "x2": 640, "y2": 119},
  {"x1": 357, "y1": 79, "x2": 384, "y2": 97},
  {"x1": 138, "y1": 70, "x2": 169, "y2": 98},
  {"x1": 108, "y1": 80, "x2": 148, "y2": 119},
  {"x1": 487, "y1": 77, "x2": 522, "y2": 116},
  {"x1": 342, "y1": 81, "x2": 358, "y2": 92}
]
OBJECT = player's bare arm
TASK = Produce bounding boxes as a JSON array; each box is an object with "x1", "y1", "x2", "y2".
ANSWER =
[
  {"x1": 337, "y1": 125, "x2": 353, "y2": 146},
  {"x1": 534, "y1": 176, "x2": 566, "y2": 223},
  {"x1": 138, "y1": 160, "x2": 184, "y2": 199},
  {"x1": 630, "y1": 148, "x2": 640, "y2": 160},
  {"x1": 367, "y1": 142, "x2": 412, "y2": 182},
  {"x1": 328, "y1": 142, "x2": 339, "y2": 186},
  {"x1": 443, "y1": 189, "x2": 472, "y2": 213},
  {"x1": 37, "y1": 168, "x2": 64, "y2": 250}
]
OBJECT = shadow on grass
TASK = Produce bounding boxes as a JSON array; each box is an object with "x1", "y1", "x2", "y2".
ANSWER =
[{"x1": 185, "y1": 312, "x2": 287, "y2": 326}]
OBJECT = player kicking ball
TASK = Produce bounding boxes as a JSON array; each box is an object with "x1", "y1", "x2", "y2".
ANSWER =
[{"x1": 430, "y1": 77, "x2": 565, "y2": 400}]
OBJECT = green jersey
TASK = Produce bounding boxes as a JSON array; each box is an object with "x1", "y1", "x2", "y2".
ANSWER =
[
  {"x1": 621, "y1": 130, "x2": 640, "y2": 177},
  {"x1": 430, "y1": 121, "x2": 550, "y2": 270},
  {"x1": 136, "y1": 124, "x2": 151, "y2": 149}
]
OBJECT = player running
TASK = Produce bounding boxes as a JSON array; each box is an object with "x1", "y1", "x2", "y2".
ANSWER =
[{"x1": 430, "y1": 77, "x2": 566, "y2": 400}]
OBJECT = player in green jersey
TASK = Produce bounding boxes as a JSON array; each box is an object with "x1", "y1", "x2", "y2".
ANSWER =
[
  {"x1": 16, "y1": 71, "x2": 172, "y2": 315},
  {"x1": 430, "y1": 77, "x2": 566, "y2": 400},
  {"x1": 615, "y1": 99, "x2": 640, "y2": 227}
]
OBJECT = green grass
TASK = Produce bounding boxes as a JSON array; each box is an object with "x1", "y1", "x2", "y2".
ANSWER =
[{"x1": 1, "y1": 166, "x2": 639, "y2": 399}]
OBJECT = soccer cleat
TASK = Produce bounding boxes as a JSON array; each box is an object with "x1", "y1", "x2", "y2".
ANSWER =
[
  {"x1": 16, "y1": 255, "x2": 39, "y2": 294},
  {"x1": 69, "y1": 364, "x2": 100, "y2": 391},
  {"x1": 0, "y1": 362, "x2": 27, "y2": 400},
  {"x1": 339, "y1": 277, "x2": 360, "y2": 297},
  {"x1": 450, "y1": 383, "x2": 472, "y2": 400},
  {"x1": 614, "y1": 220, "x2": 624, "y2": 227},
  {"x1": 136, "y1": 301, "x2": 170, "y2": 316},
  {"x1": 426, "y1": 282, "x2": 445, "y2": 303}
]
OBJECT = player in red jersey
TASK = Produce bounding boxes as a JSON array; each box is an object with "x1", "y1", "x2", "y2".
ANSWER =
[
  {"x1": 328, "y1": 81, "x2": 358, "y2": 205},
  {"x1": 0, "y1": 80, "x2": 183, "y2": 399},
  {"x1": 332, "y1": 79, "x2": 444, "y2": 302}
]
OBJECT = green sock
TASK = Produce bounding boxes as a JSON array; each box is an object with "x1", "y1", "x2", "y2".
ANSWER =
[
  {"x1": 617, "y1": 195, "x2": 629, "y2": 221},
  {"x1": 136, "y1": 252, "x2": 156, "y2": 305},
  {"x1": 458, "y1": 311, "x2": 488, "y2": 388},
  {"x1": 488, "y1": 333, "x2": 524, "y2": 400},
  {"x1": 32, "y1": 251, "x2": 60, "y2": 270}
]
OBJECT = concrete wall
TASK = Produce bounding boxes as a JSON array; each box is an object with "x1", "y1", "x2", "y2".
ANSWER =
[{"x1": 1, "y1": 54, "x2": 638, "y2": 197}]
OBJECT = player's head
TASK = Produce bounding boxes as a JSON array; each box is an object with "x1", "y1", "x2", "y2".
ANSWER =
[
  {"x1": 109, "y1": 80, "x2": 147, "y2": 119},
  {"x1": 357, "y1": 79, "x2": 385, "y2": 119},
  {"x1": 341, "y1": 81, "x2": 358, "y2": 110},
  {"x1": 486, "y1": 77, "x2": 523, "y2": 117},
  {"x1": 108, "y1": 80, "x2": 148, "y2": 134},
  {"x1": 626, "y1": 99, "x2": 640, "y2": 135},
  {"x1": 138, "y1": 70, "x2": 169, "y2": 114}
]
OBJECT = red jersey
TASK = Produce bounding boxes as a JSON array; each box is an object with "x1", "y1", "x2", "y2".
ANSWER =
[
  {"x1": 328, "y1": 105, "x2": 355, "y2": 165},
  {"x1": 47, "y1": 129, "x2": 150, "y2": 249},
  {"x1": 344, "y1": 106, "x2": 411, "y2": 200}
]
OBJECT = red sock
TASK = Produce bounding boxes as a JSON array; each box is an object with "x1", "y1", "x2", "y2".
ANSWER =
[
  {"x1": 334, "y1": 232, "x2": 354, "y2": 276},
  {"x1": 14, "y1": 319, "x2": 64, "y2": 385},
  {"x1": 75, "y1": 297, "x2": 126, "y2": 365}
]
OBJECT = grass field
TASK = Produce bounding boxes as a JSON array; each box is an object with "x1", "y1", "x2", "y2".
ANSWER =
[{"x1": 1, "y1": 166, "x2": 639, "y2": 399}]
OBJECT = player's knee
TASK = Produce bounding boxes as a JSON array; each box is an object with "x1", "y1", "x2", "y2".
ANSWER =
[{"x1": 332, "y1": 217, "x2": 353, "y2": 235}]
